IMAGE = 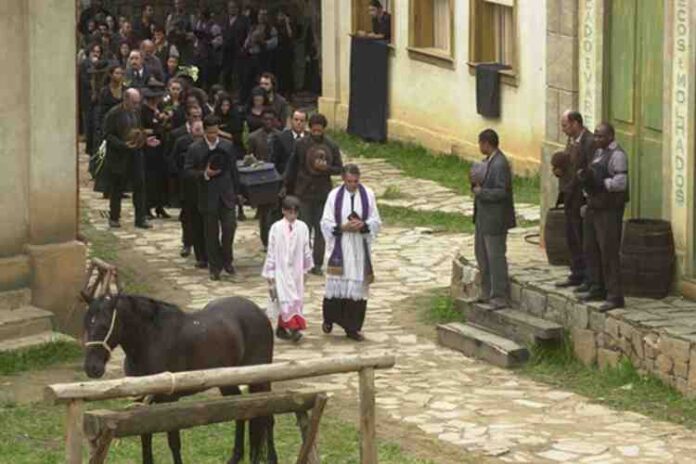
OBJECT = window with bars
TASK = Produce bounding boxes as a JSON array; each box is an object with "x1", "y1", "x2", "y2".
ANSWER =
[{"x1": 470, "y1": 0, "x2": 517, "y2": 70}]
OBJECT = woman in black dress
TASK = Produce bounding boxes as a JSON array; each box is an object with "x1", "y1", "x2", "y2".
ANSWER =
[
  {"x1": 141, "y1": 86, "x2": 171, "y2": 219},
  {"x1": 245, "y1": 86, "x2": 268, "y2": 134},
  {"x1": 117, "y1": 40, "x2": 130, "y2": 68},
  {"x1": 92, "y1": 64, "x2": 126, "y2": 195},
  {"x1": 216, "y1": 93, "x2": 244, "y2": 150}
]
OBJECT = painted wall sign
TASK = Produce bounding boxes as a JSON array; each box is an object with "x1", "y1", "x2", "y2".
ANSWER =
[
  {"x1": 579, "y1": 0, "x2": 603, "y2": 130},
  {"x1": 672, "y1": 0, "x2": 689, "y2": 208}
]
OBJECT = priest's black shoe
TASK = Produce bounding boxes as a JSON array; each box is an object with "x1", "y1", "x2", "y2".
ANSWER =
[
  {"x1": 108, "y1": 219, "x2": 121, "y2": 228},
  {"x1": 346, "y1": 331, "x2": 365, "y2": 342},
  {"x1": 210, "y1": 271, "x2": 221, "y2": 281},
  {"x1": 289, "y1": 330, "x2": 303, "y2": 342},
  {"x1": 224, "y1": 264, "x2": 236, "y2": 275},
  {"x1": 180, "y1": 245, "x2": 191, "y2": 257},
  {"x1": 321, "y1": 322, "x2": 333, "y2": 334}
]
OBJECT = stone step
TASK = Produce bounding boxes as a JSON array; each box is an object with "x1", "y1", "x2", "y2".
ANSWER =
[
  {"x1": 0, "y1": 288, "x2": 32, "y2": 310},
  {"x1": 454, "y1": 297, "x2": 478, "y2": 315},
  {"x1": 467, "y1": 303, "x2": 563, "y2": 346},
  {"x1": 0, "y1": 331, "x2": 76, "y2": 353},
  {"x1": 437, "y1": 322, "x2": 530, "y2": 368},
  {"x1": 0, "y1": 306, "x2": 54, "y2": 342}
]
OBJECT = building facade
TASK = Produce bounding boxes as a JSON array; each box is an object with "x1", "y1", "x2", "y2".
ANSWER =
[
  {"x1": 0, "y1": 0, "x2": 85, "y2": 335},
  {"x1": 319, "y1": 0, "x2": 547, "y2": 175},
  {"x1": 542, "y1": 0, "x2": 696, "y2": 296}
]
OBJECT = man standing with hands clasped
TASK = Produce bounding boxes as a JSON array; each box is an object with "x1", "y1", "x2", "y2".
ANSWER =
[
  {"x1": 576, "y1": 122, "x2": 629, "y2": 312},
  {"x1": 472, "y1": 129, "x2": 516, "y2": 310},
  {"x1": 321, "y1": 164, "x2": 381, "y2": 341},
  {"x1": 185, "y1": 115, "x2": 241, "y2": 281}
]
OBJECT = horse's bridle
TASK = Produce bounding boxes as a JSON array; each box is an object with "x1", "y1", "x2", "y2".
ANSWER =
[{"x1": 84, "y1": 300, "x2": 118, "y2": 355}]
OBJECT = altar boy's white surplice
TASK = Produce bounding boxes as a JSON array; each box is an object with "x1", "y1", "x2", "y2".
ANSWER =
[
  {"x1": 262, "y1": 218, "x2": 314, "y2": 329},
  {"x1": 320, "y1": 185, "x2": 381, "y2": 301}
]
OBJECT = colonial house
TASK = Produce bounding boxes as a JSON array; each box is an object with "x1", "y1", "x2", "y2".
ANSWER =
[{"x1": 319, "y1": 0, "x2": 547, "y2": 174}]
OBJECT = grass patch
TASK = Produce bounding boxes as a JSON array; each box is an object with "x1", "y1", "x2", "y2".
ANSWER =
[
  {"x1": 79, "y1": 201, "x2": 153, "y2": 295},
  {"x1": 331, "y1": 131, "x2": 540, "y2": 205},
  {"x1": 380, "y1": 205, "x2": 538, "y2": 234},
  {"x1": 524, "y1": 335, "x2": 696, "y2": 429},
  {"x1": 380, "y1": 185, "x2": 404, "y2": 200},
  {"x1": 0, "y1": 341, "x2": 82, "y2": 376},
  {"x1": 0, "y1": 400, "x2": 437, "y2": 463}
]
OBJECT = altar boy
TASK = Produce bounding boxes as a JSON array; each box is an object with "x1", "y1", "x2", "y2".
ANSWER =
[{"x1": 262, "y1": 196, "x2": 314, "y2": 342}]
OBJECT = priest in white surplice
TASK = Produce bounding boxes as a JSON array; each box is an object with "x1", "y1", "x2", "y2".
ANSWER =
[
  {"x1": 262, "y1": 196, "x2": 314, "y2": 342},
  {"x1": 320, "y1": 164, "x2": 381, "y2": 341}
]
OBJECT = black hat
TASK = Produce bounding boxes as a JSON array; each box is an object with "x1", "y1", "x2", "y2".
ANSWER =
[{"x1": 141, "y1": 86, "x2": 166, "y2": 98}]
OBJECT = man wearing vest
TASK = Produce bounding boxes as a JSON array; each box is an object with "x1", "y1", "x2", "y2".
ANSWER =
[{"x1": 576, "y1": 123, "x2": 629, "y2": 312}]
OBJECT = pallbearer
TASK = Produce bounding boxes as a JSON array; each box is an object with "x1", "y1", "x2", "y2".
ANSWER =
[
  {"x1": 320, "y1": 164, "x2": 381, "y2": 342},
  {"x1": 262, "y1": 196, "x2": 314, "y2": 342}
]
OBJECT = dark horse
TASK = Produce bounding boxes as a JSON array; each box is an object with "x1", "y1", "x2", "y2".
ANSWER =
[{"x1": 83, "y1": 293, "x2": 278, "y2": 464}]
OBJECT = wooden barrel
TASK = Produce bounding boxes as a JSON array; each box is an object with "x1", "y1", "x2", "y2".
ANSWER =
[
  {"x1": 620, "y1": 219, "x2": 675, "y2": 299},
  {"x1": 544, "y1": 207, "x2": 571, "y2": 266}
]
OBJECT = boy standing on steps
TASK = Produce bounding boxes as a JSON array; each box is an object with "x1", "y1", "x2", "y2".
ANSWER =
[{"x1": 262, "y1": 196, "x2": 314, "y2": 342}]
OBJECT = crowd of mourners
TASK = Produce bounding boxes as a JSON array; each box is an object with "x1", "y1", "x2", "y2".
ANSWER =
[{"x1": 78, "y1": 0, "x2": 386, "y2": 343}]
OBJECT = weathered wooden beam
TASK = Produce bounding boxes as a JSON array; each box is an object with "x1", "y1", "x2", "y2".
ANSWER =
[
  {"x1": 359, "y1": 368, "x2": 377, "y2": 464},
  {"x1": 46, "y1": 353, "x2": 395, "y2": 404},
  {"x1": 66, "y1": 399, "x2": 85, "y2": 464},
  {"x1": 88, "y1": 428, "x2": 113, "y2": 464},
  {"x1": 296, "y1": 394, "x2": 327, "y2": 464},
  {"x1": 83, "y1": 391, "x2": 320, "y2": 439}
]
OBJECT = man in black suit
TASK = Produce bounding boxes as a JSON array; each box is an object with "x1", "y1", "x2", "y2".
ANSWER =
[
  {"x1": 554, "y1": 110, "x2": 595, "y2": 288},
  {"x1": 472, "y1": 129, "x2": 516, "y2": 309},
  {"x1": 103, "y1": 88, "x2": 155, "y2": 229},
  {"x1": 170, "y1": 107, "x2": 205, "y2": 263},
  {"x1": 220, "y1": 1, "x2": 250, "y2": 92},
  {"x1": 271, "y1": 109, "x2": 308, "y2": 178},
  {"x1": 184, "y1": 115, "x2": 241, "y2": 280},
  {"x1": 285, "y1": 113, "x2": 343, "y2": 275},
  {"x1": 125, "y1": 50, "x2": 151, "y2": 88}
]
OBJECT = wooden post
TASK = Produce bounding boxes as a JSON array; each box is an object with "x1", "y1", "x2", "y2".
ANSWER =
[
  {"x1": 66, "y1": 399, "x2": 85, "y2": 464},
  {"x1": 88, "y1": 429, "x2": 113, "y2": 464},
  {"x1": 296, "y1": 394, "x2": 327, "y2": 464},
  {"x1": 359, "y1": 368, "x2": 377, "y2": 464}
]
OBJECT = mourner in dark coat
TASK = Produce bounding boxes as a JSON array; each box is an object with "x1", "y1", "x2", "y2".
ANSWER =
[
  {"x1": 576, "y1": 123, "x2": 629, "y2": 312},
  {"x1": 220, "y1": 1, "x2": 251, "y2": 92},
  {"x1": 102, "y1": 88, "x2": 152, "y2": 229},
  {"x1": 141, "y1": 86, "x2": 170, "y2": 219},
  {"x1": 125, "y1": 50, "x2": 151, "y2": 88},
  {"x1": 271, "y1": 109, "x2": 308, "y2": 178},
  {"x1": 184, "y1": 115, "x2": 242, "y2": 280},
  {"x1": 472, "y1": 129, "x2": 516, "y2": 309},
  {"x1": 554, "y1": 110, "x2": 595, "y2": 288},
  {"x1": 247, "y1": 109, "x2": 282, "y2": 248},
  {"x1": 285, "y1": 113, "x2": 343, "y2": 275}
]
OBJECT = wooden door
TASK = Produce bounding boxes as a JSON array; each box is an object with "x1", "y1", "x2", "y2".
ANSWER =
[{"x1": 607, "y1": 0, "x2": 664, "y2": 218}]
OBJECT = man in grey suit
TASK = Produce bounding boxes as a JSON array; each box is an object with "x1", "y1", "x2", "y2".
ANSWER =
[{"x1": 472, "y1": 129, "x2": 517, "y2": 309}]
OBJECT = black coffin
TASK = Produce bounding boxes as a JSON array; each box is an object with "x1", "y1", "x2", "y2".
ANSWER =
[{"x1": 237, "y1": 162, "x2": 282, "y2": 207}]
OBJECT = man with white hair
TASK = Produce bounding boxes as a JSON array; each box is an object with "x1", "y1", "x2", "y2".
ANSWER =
[
  {"x1": 103, "y1": 88, "x2": 156, "y2": 229},
  {"x1": 140, "y1": 39, "x2": 165, "y2": 82}
]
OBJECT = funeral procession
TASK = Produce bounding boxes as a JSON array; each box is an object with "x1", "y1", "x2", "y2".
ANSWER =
[{"x1": 4, "y1": 0, "x2": 696, "y2": 462}]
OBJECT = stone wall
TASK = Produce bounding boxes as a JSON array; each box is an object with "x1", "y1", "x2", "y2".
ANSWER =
[
  {"x1": 540, "y1": 0, "x2": 579, "y2": 236},
  {"x1": 452, "y1": 254, "x2": 696, "y2": 396}
]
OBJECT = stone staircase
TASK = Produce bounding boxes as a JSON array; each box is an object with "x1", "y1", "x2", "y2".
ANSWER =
[
  {"x1": 437, "y1": 298, "x2": 563, "y2": 368},
  {"x1": 0, "y1": 288, "x2": 73, "y2": 352}
]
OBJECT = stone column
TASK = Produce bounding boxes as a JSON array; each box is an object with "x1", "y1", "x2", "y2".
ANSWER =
[
  {"x1": 0, "y1": 0, "x2": 86, "y2": 335},
  {"x1": 318, "y1": 0, "x2": 341, "y2": 127},
  {"x1": 541, "y1": 0, "x2": 580, "y2": 237}
]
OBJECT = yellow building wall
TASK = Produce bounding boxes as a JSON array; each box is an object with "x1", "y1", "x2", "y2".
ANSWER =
[{"x1": 320, "y1": 0, "x2": 547, "y2": 176}]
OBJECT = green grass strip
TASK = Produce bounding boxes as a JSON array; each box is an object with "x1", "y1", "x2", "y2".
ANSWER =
[
  {"x1": 0, "y1": 341, "x2": 82, "y2": 376},
  {"x1": 331, "y1": 131, "x2": 540, "y2": 205}
]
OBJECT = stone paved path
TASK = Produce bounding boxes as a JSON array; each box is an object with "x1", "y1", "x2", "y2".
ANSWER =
[
  {"x1": 348, "y1": 156, "x2": 541, "y2": 222},
  {"x1": 81, "y1": 153, "x2": 696, "y2": 463}
]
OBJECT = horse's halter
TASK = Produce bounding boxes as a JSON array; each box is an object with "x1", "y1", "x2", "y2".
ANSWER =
[{"x1": 84, "y1": 299, "x2": 119, "y2": 355}]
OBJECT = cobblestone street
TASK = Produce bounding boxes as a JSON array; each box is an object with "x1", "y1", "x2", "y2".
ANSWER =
[{"x1": 82, "y1": 153, "x2": 696, "y2": 463}]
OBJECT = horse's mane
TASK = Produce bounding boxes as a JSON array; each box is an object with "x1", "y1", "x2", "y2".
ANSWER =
[{"x1": 116, "y1": 294, "x2": 184, "y2": 325}]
